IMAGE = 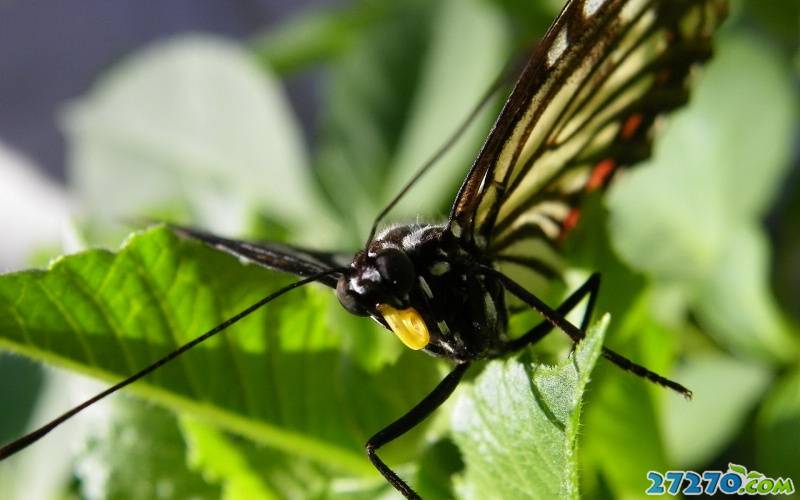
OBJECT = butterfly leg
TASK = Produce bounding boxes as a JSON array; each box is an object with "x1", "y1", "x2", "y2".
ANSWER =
[
  {"x1": 482, "y1": 266, "x2": 691, "y2": 398},
  {"x1": 366, "y1": 361, "x2": 471, "y2": 499},
  {"x1": 503, "y1": 273, "x2": 601, "y2": 352}
]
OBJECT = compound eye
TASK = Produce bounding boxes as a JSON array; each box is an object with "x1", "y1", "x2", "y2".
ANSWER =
[
  {"x1": 375, "y1": 248, "x2": 415, "y2": 296},
  {"x1": 336, "y1": 277, "x2": 368, "y2": 316}
]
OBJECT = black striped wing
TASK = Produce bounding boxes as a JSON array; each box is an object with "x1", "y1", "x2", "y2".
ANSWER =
[
  {"x1": 170, "y1": 225, "x2": 349, "y2": 288},
  {"x1": 448, "y1": 0, "x2": 727, "y2": 290}
]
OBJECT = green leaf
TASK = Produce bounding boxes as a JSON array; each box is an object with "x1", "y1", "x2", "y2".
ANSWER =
[
  {"x1": 451, "y1": 316, "x2": 609, "y2": 499},
  {"x1": 756, "y1": 368, "x2": 800, "y2": 482},
  {"x1": 773, "y1": 174, "x2": 800, "y2": 323},
  {"x1": 183, "y1": 416, "x2": 399, "y2": 500},
  {"x1": 183, "y1": 419, "x2": 276, "y2": 500},
  {"x1": 486, "y1": 0, "x2": 557, "y2": 35},
  {"x1": 696, "y1": 36, "x2": 797, "y2": 220},
  {"x1": 695, "y1": 226, "x2": 796, "y2": 361},
  {"x1": 661, "y1": 352, "x2": 771, "y2": 468},
  {"x1": 561, "y1": 204, "x2": 664, "y2": 500},
  {"x1": 0, "y1": 357, "x2": 42, "y2": 445},
  {"x1": 61, "y1": 35, "x2": 330, "y2": 239},
  {"x1": 563, "y1": 197, "x2": 647, "y2": 328},
  {"x1": 608, "y1": 33, "x2": 799, "y2": 362},
  {"x1": 313, "y1": 0, "x2": 509, "y2": 239},
  {"x1": 739, "y1": 0, "x2": 800, "y2": 50},
  {"x1": 579, "y1": 298, "x2": 674, "y2": 500},
  {"x1": 183, "y1": 417, "x2": 339, "y2": 500},
  {"x1": 0, "y1": 227, "x2": 439, "y2": 477},
  {"x1": 74, "y1": 398, "x2": 220, "y2": 500},
  {"x1": 581, "y1": 365, "x2": 667, "y2": 500},
  {"x1": 387, "y1": 0, "x2": 508, "y2": 220},
  {"x1": 414, "y1": 438, "x2": 464, "y2": 500},
  {"x1": 251, "y1": 4, "x2": 381, "y2": 75},
  {"x1": 608, "y1": 32, "x2": 797, "y2": 277},
  {"x1": 313, "y1": 0, "x2": 434, "y2": 238}
]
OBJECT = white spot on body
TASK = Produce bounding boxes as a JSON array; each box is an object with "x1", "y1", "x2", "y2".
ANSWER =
[
  {"x1": 450, "y1": 223, "x2": 462, "y2": 238},
  {"x1": 401, "y1": 233, "x2": 418, "y2": 249},
  {"x1": 402, "y1": 227, "x2": 428, "y2": 249},
  {"x1": 362, "y1": 267, "x2": 380, "y2": 282},
  {"x1": 430, "y1": 262, "x2": 450, "y2": 276},
  {"x1": 349, "y1": 277, "x2": 367, "y2": 295},
  {"x1": 418, "y1": 276, "x2": 434, "y2": 299},
  {"x1": 548, "y1": 27, "x2": 569, "y2": 66},
  {"x1": 375, "y1": 224, "x2": 402, "y2": 241},
  {"x1": 583, "y1": 0, "x2": 605, "y2": 17}
]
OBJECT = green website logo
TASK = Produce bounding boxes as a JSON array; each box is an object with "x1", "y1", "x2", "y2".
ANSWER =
[{"x1": 645, "y1": 463, "x2": 795, "y2": 496}]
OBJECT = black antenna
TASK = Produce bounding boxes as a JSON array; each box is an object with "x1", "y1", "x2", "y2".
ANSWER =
[
  {"x1": 0, "y1": 268, "x2": 342, "y2": 460},
  {"x1": 364, "y1": 61, "x2": 513, "y2": 247}
]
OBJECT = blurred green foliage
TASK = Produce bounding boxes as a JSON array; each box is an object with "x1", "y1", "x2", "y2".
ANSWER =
[{"x1": 0, "y1": 0, "x2": 798, "y2": 498}]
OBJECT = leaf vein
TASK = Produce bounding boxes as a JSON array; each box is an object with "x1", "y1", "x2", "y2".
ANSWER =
[
  {"x1": 207, "y1": 279, "x2": 258, "y2": 417},
  {"x1": 34, "y1": 280, "x2": 98, "y2": 366},
  {"x1": 125, "y1": 245, "x2": 204, "y2": 401},
  {"x1": 62, "y1": 266, "x2": 139, "y2": 376}
]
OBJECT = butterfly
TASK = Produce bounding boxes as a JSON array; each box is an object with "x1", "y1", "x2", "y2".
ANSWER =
[{"x1": 0, "y1": 0, "x2": 727, "y2": 498}]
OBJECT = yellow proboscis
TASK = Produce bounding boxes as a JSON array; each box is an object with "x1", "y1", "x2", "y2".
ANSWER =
[{"x1": 377, "y1": 304, "x2": 430, "y2": 350}]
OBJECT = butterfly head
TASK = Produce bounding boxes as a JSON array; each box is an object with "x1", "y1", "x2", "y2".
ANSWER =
[{"x1": 336, "y1": 244, "x2": 430, "y2": 350}]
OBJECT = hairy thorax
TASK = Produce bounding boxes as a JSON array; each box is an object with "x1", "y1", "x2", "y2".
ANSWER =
[{"x1": 347, "y1": 224, "x2": 508, "y2": 362}]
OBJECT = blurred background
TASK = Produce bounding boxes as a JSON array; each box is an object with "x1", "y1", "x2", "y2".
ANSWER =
[{"x1": 0, "y1": 0, "x2": 798, "y2": 498}]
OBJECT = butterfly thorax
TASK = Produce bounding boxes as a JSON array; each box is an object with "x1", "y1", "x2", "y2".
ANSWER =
[{"x1": 336, "y1": 224, "x2": 508, "y2": 362}]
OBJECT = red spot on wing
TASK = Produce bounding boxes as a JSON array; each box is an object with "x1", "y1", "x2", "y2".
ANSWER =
[
  {"x1": 621, "y1": 114, "x2": 644, "y2": 140},
  {"x1": 560, "y1": 208, "x2": 581, "y2": 242},
  {"x1": 587, "y1": 159, "x2": 616, "y2": 192}
]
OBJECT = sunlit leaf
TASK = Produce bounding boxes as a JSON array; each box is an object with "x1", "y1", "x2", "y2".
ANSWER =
[
  {"x1": 0, "y1": 227, "x2": 439, "y2": 477},
  {"x1": 184, "y1": 417, "x2": 337, "y2": 500},
  {"x1": 452, "y1": 316, "x2": 608, "y2": 499},
  {"x1": 184, "y1": 415, "x2": 403, "y2": 500}
]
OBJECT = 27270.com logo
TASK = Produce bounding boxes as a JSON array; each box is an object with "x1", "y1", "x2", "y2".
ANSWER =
[{"x1": 646, "y1": 463, "x2": 795, "y2": 496}]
